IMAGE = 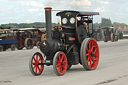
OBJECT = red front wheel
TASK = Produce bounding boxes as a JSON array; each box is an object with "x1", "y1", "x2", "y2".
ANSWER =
[
  {"x1": 80, "y1": 38, "x2": 99, "y2": 70},
  {"x1": 29, "y1": 52, "x2": 44, "y2": 76},
  {"x1": 53, "y1": 51, "x2": 67, "y2": 76}
]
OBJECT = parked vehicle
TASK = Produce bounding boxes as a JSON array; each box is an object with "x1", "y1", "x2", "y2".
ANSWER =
[
  {"x1": 13, "y1": 28, "x2": 45, "y2": 50},
  {"x1": 0, "y1": 29, "x2": 17, "y2": 52},
  {"x1": 101, "y1": 27, "x2": 118, "y2": 42}
]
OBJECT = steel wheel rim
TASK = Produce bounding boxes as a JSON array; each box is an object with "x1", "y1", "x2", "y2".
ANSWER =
[
  {"x1": 56, "y1": 53, "x2": 67, "y2": 75},
  {"x1": 86, "y1": 39, "x2": 99, "y2": 69},
  {"x1": 32, "y1": 53, "x2": 44, "y2": 74}
]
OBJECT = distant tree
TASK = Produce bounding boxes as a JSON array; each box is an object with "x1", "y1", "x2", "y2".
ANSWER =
[
  {"x1": 120, "y1": 23, "x2": 128, "y2": 28},
  {"x1": 30, "y1": 22, "x2": 45, "y2": 28},
  {"x1": 93, "y1": 22, "x2": 101, "y2": 28},
  {"x1": 0, "y1": 24, "x2": 8, "y2": 27},
  {"x1": 19, "y1": 23, "x2": 31, "y2": 28},
  {"x1": 0, "y1": 23, "x2": 19, "y2": 28},
  {"x1": 113, "y1": 22, "x2": 128, "y2": 29},
  {"x1": 0, "y1": 22, "x2": 58, "y2": 29},
  {"x1": 101, "y1": 18, "x2": 112, "y2": 27},
  {"x1": 113, "y1": 22, "x2": 120, "y2": 26}
]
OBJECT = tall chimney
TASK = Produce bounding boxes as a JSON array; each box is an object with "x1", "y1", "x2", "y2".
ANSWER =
[{"x1": 44, "y1": 7, "x2": 52, "y2": 39}]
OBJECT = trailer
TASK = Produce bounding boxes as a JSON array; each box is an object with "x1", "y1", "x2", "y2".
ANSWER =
[{"x1": 0, "y1": 29, "x2": 17, "y2": 52}]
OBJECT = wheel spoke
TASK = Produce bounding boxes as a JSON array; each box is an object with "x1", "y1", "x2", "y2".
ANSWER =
[
  {"x1": 89, "y1": 42, "x2": 91, "y2": 50},
  {"x1": 36, "y1": 54, "x2": 38, "y2": 61},
  {"x1": 86, "y1": 53, "x2": 89, "y2": 56},
  {"x1": 38, "y1": 58, "x2": 41, "y2": 63},
  {"x1": 33, "y1": 65, "x2": 36, "y2": 70},
  {"x1": 89, "y1": 59, "x2": 92, "y2": 67},
  {"x1": 37, "y1": 66, "x2": 41, "y2": 72},
  {"x1": 61, "y1": 55, "x2": 64, "y2": 62},
  {"x1": 57, "y1": 66, "x2": 61, "y2": 72},
  {"x1": 94, "y1": 49, "x2": 97, "y2": 54},
  {"x1": 32, "y1": 62, "x2": 35, "y2": 65},
  {"x1": 92, "y1": 45, "x2": 96, "y2": 49},
  {"x1": 35, "y1": 67, "x2": 38, "y2": 73},
  {"x1": 87, "y1": 56, "x2": 90, "y2": 63},
  {"x1": 86, "y1": 47, "x2": 89, "y2": 52},
  {"x1": 58, "y1": 54, "x2": 61, "y2": 61},
  {"x1": 63, "y1": 60, "x2": 66, "y2": 63},
  {"x1": 92, "y1": 57, "x2": 97, "y2": 61},
  {"x1": 56, "y1": 59, "x2": 59, "y2": 62},
  {"x1": 91, "y1": 47, "x2": 93, "y2": 52},
  {"x1": 91, "y1": 46, "x2": 96, "y2": 51},
  {"x1": 56, "y1": 62, "x2": 60, "y2": 67},
  {"x1": 33, "y1": 57, "x2": 36, "y2": 62},
  {"x1": 91, "y1": 42, "x2": 96, "y2": 51},
  {"x1": 62, "y1": 65, "x2": 66, "y2": 69},
  {"x1": 57, "y1": 57, "x2": 61, "y2": 66},
  {"x1": 60, "y1": 66, "x2": 63, "y2": 73}
]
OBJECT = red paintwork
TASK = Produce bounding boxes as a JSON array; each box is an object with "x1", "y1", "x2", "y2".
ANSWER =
[
  {"x1": 56, "y1": 53, "x2": 67, "y2": 75},
  {"x1": 69, "y1": 37, "x2": 75, "y2": 41},
  {"x1": 32, "y1": 53, "x2": 44, "y2": 74},
  {"x1": 86, "y1": 39, "x2": 99, "y2": 69}
]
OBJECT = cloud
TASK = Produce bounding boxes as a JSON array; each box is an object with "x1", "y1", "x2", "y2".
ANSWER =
[
  {"x1": 44, "y1": 0, "x2": 68, "y2": 9},
  {"x1": 70, "y1": 0, "x2": 91, "y2": 7},
  {"x1": 0, "y1": 0, "x2": 128, "y2": 25},
  {"x1": 0, "y1": 6, "x2": 8, "y2": 12},
  {"x1": 98, "y1": 0, "x2": 109, "y2": 4},
  {"x1": 23, "y1": 1, "x2": 44, "y2": 8},
  {"x1": 26, "y1": 19, "x2": 31, "y2": 23},
  {"x1": 39, "y1": 13, "x2": 43, "y2": 17},
  {"x1": 94, "y1": 7, "x2": 106, "y2": 12},
  {"x1": 44, "y1": 0, "x2": 91, "y2": 10},
  {"x1": 20, "y1": 1, "x2": 44, "y2": 12},
  {"x1": 27, "y1": 9, "x2": 40, "y2": 12}
]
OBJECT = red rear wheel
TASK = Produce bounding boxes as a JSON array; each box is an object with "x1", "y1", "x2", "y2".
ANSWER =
[
  {"x1": 80, "y1": 38, "x2": 99, "y2": 70},
  {"x1": 29, "y1": 52, "x2": 44, "y2": 76},
  {"x1": 53, "y1": 51, "x2": 67, "y2": 76}
]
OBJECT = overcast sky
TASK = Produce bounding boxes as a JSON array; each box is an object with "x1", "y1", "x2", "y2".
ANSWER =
[{"x1": 0, "y1": 0, "x2": 128, "y2": 25}]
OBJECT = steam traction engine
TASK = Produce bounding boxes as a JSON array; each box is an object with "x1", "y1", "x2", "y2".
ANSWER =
[{"x1": 29, "y1": 8, "x2": 100, "y2": 76}]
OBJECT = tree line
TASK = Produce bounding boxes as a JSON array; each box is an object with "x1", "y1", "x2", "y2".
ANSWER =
[
  {"x1": 0, "y1": 18, "x2": 128, "y2": 29},
  {"x1": 94, "y1": 18, "x2": 128, "y2": 29},
  {"x1": 0, "y1": 22, "x2": 57, "y2": 28}
]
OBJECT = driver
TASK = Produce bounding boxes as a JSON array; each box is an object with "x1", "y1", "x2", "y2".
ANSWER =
[{"x1": 83, "y1": 22, "x2": 88, "y2": 33}]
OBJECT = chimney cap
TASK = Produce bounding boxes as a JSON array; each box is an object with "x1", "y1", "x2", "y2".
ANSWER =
[{"x1": 44, "y1": 7, "x2": 52, "y2": 11}]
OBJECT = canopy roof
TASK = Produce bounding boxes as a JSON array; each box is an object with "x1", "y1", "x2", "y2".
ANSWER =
[
  {"x1": 56, "y1": 10, "x2": 99, "y2": 16},
  {"x1": 78, "y1": 11, "x2": 99, "y2": 16}
]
